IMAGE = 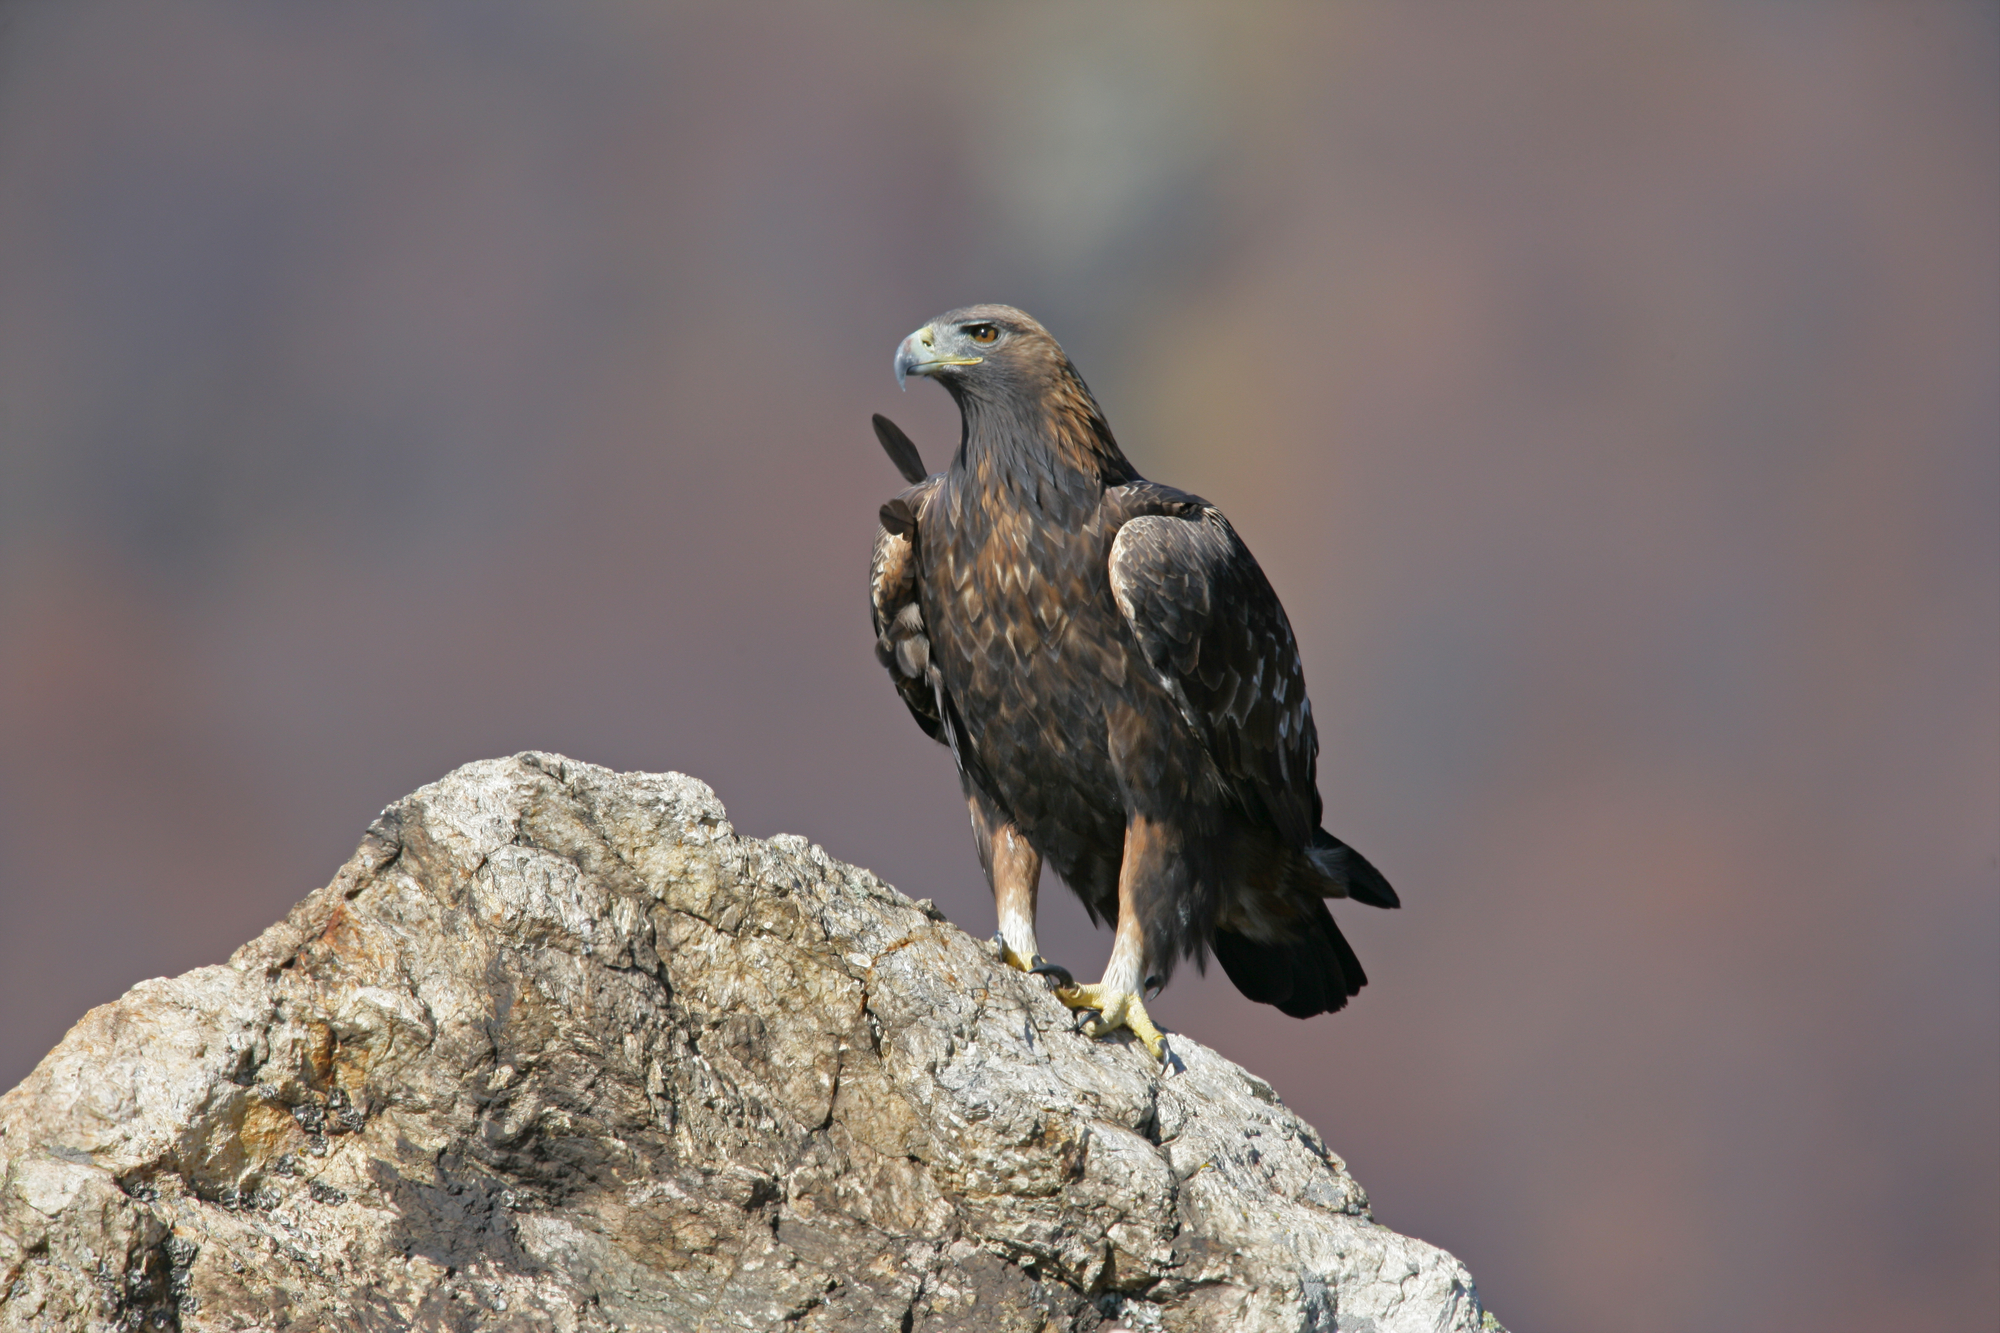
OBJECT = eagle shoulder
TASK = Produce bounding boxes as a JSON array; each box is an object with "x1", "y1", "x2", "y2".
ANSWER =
[{"x1": 1106, "y1": 490, "x2": 1321, "y2": 845}]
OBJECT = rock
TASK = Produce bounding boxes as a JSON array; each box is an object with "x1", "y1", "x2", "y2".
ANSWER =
[{"x1": 0, "y1": 753, "x2": 1501, "y2": 1332}]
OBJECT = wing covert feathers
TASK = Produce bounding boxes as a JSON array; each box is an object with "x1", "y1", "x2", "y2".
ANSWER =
[
  {"x1": 1109, "y1": 506, "x2": 1322, "y2": 847},
  {"x1": 871, "y1": 477, "x2": 944, "y2": 742}
]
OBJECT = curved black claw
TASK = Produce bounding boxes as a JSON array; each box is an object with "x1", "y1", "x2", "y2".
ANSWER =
[
  {"x1": 1070, "y1": 1007, "x2": 1104, "y2": 1034},
  {"x1": 989, "y1": 932, "x2": 1008, "y2": 958},
  {"x1": 1028, "y1": 956, "x2": 1074, "y2": 992}
]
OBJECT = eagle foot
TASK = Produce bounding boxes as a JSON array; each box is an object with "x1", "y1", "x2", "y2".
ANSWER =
[
  {"x1": 990, "y1": 936, "x2": 1073, "y2": 993},
  {"x1": 990, "y1": 933, "x2": 1041, "y2": 976},
  {"x1": 1053, "y1": 982, "x2": 1170, "y2": 1062}
]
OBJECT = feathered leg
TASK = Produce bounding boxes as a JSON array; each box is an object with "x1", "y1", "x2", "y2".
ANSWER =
[
  {"x1": 1056, "y1": 815, "x2": 1172, "y2": 1061},
  {"x1": 967, "y1": 788, "x2": 1067, "y2": 988}
]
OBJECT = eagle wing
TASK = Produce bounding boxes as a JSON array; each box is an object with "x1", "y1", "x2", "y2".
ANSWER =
[
  {"x1": 871, "y1": 477, "x2": 944, "y2": 742},
  {"x1": 1108, "y1": 500, "x2": 1322, "y2": 846}
]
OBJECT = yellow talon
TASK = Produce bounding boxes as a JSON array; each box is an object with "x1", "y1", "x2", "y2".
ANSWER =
[{"x1": 1054, "y1": 982, "x2": 1169, "y2": 1062}]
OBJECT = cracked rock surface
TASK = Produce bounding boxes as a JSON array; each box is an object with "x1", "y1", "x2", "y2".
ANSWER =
[{"x1": 0, "y1": 753, "x2": 1500, "y2": 1332}]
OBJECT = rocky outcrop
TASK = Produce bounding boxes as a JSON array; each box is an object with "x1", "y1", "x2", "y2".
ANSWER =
[{"x1": 0, "y1": 754, "x2": 1499, "y2": 1332}]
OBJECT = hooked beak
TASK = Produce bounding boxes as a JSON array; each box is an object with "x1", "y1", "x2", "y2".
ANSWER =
[{"x1": 894, "y1": 324, "x2": 982, "y2": 390}]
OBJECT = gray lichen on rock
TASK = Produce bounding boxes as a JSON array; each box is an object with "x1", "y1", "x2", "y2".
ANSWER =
[{"x1": 0, "y1": 753, "x2": 1499, "y2": 1331}]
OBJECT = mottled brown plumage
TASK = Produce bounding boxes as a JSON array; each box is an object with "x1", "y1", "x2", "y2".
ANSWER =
[{"x1": 870, "y1": 306, "x2": 1395, "y2": 1056}]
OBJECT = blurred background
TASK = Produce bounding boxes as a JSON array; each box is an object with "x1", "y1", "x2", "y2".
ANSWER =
[{"x1": 1, "y1": 3, "x2": 1994, "y2": 1328}]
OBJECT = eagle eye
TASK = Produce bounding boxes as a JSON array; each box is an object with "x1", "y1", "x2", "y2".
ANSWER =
[{"x1": 964, "y1": 323, "x2": 999, "y2": 345}]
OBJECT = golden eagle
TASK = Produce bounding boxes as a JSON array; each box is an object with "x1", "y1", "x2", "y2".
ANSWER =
[{"x1": 870, "y1": 305, "x2": 1396, "y2": 1061}]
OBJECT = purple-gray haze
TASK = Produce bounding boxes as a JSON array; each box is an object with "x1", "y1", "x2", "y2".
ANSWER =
[{"x1": 1, "y1": 5, "x2": 1994, "y2": 1329}]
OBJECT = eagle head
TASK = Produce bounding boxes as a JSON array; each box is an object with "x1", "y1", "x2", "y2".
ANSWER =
[{"x1": 894, "y1": 304, "x2": 1064, "y2": 400}]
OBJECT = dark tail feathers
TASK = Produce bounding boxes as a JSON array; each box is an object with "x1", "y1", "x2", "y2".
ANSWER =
[
  {"x1": 1307, "y1": 829, "x2": 1399, "y2": 909},
  {"x1": 1212, "y1": 901, "x2": 1366, "y2": 1019}
]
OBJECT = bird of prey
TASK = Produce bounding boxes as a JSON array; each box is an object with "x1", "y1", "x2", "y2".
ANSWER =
[{"x1": 869, "y1": 305, "x2": 1397, "y2": 1061}]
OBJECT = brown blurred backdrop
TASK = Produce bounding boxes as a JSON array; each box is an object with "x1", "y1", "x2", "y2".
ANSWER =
[{"x1": 1, "y1": 3, "x2": 1994, "y2": 1328}]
